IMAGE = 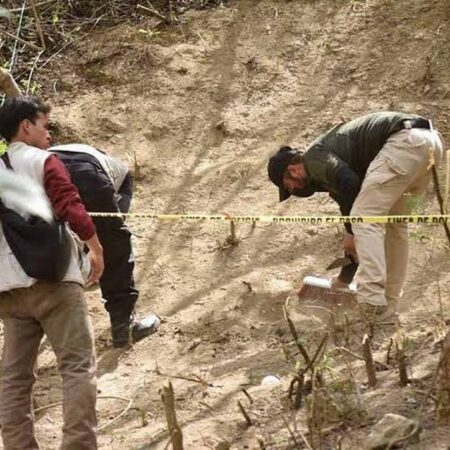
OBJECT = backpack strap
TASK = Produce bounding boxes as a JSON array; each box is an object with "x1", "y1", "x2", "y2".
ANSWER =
[{"x1": 1, "y1": 152, "x2": 13, "y2": 170}]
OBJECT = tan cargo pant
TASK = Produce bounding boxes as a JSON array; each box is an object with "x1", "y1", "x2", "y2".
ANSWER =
[
  {"x1": 0, "y1": 281, "x2": 97, "y2": 450},
  {"x1": 351, "y1": 127, "x2": 444, "y2": 306}
]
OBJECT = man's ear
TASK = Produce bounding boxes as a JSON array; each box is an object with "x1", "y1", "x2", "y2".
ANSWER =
[
  {"x1": 287, "y1": 163, "x2": 301, "y2": 177},
  {"x1": 21, "y1": 119, "x2": 32, "y2": 135}
]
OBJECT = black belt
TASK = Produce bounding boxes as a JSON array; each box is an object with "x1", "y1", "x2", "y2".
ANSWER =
[{"x1": 400, "y1": 118, "x2": 432, "y2": 130}]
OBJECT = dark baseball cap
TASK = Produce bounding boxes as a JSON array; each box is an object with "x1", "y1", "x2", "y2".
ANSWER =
[{"x1": 268, "y1": 146, "x2": 301, "y2": 202}]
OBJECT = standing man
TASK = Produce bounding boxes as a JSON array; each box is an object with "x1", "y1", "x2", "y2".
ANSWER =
[
  {"x1": 268, "y1": 112, "x2": 443, "y2": 322},
  {"x1": 50, "y1": 144, "x2": 160, "y2": 347},
  {"x1": 0, "y1": 96, "x2": 104, "y2": 449}
]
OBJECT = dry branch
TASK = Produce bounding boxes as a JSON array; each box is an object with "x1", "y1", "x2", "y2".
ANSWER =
[
  {"x1": 237, "y1": 400, "x2": 253, "y2": 427},
  {"x1": 396, "y1": 338, "x2": 409, "y2": 386},
  {"x1": 432, "y1": 166, "x2": 450, "y2": 244},
  {"x1": 336, "y1": 346, "x2": 390, "y2": 370},
  {"x1": 0, "y1": 29, "x2": 42, "y2": 52},
  {"x1": 362, "y1": 334, "x2": 377, "y2": 387},
  {"x1": 137, "y1": 3, "x2": 169, "y2": 22},
  {"x1": 161, "y1": 381, "x2": 183, "y2": 450},
  {"x1": 283, "y1": 303, "x2": 311, "y2": 365},
  {"x1": 29, "y1": 0, "x2": 46, "y2": 50},
  {"x1": 437, "y1": 331, "x2": 450, "y2": 423}
]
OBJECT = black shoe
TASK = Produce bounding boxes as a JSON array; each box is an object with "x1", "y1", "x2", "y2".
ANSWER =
[
  {"x1": 111, "y1": 320, "x2": 131, "y2": 348},
  {"x1": 131, "y1": 313, "x2": 161, "y2": 343}
]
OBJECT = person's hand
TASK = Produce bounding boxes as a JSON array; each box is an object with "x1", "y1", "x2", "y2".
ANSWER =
[
  {"x1": 87, "y1": 249, "x2": 104, "y2": 286},
  {"x1": 343, "y1": 233, "x2": 358, "y2": 261},
  {"x1": 84, "y1": 234, "x2": 104, "y2": 286}
]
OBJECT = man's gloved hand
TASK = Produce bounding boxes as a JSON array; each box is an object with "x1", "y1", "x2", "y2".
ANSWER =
[{"x1": 343, "y1": 233, "x2": 358, "y2": 262}]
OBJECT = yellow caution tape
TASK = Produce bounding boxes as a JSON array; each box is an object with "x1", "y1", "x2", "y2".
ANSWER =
[{"x1": 88, "y1": 212, "x2": 450, "y2": 224}]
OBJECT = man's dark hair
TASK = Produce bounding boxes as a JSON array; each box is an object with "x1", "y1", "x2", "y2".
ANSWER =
[
  {"x1": 0, "y1": 96, "x2": 51, "y2": 142},
  {"x1": 290, "y1": 151, "x2": 304, "y2": 165}
]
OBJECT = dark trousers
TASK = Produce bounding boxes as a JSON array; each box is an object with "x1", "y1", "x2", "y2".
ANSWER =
[{"x1": 59, "y1": 157, "x2": 138, "y2": 321}]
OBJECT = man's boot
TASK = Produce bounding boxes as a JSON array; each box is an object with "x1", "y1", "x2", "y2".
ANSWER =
[
  {"x1": 111, "y1": 316, "x2": 132, "y2": 348},
  {"x1": 111, "y1": 313, "x2": 160, "y2": 348},
  {"x1": 131, "y1": 313, "x2": 161, "y2": 342},
  {"x1": 359, "y1": 303, "x2": 398, "y2": 325}
]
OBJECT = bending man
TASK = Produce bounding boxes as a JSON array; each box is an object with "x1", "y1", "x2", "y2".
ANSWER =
[
  {"x1": 268, "y1": 112, "x2": 443, "y2": 322},
  {"x1": 50, "y1": 144, "x2": 160, "y2": 347}
]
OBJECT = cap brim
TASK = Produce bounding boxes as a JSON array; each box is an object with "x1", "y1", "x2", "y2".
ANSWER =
[{"x1": 279, "y1": 187, "x2": 291, "y2": 202}]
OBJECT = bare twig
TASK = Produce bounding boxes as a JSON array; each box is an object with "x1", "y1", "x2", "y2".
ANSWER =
[
  {"x1": 25, "y1": 50, "x2": 44, "y2": 94},
  {"x1": 241, "y1": 388, "x2": 254, "y2": 403},
  {"x1": 237, "y1": 400, "x2": 253, "y2": 427},
  {"x1": 283, "y1": 302, "x2": 311, "y2": 366},
  {"x1": 292, "y1": 372, "x2": 305, "y2": 409},
  {"x1": 29, "y1": 0, "x2": 46, "y2": 50},
  {"x1": 281, "y1": 415, "x2": 304, "y2": 448},
  {"x1": 304, "y1": 332, "x2": 329, "y2": 374},
  {"x1": 432, "y1": 165, "x2": 450, "y2": 244},
  {"x1": 362, "y1": 334, "x2": 377, "y2": 387},
  {"x1": 34, "y1": 395, "x2": 133, "y2": 432},
  {"x1": 308, "y1": 369, "x2": 324, "y2": 449},
  {"x1": 9, "y1": 0, "x2": 55, "y2": 12},
  {"x1": 0, "y1": 29, "x2": 42, "y2": 52},
  {"x1": 436, "y1": 331, "x2": 450, "y2": 422},
  {"x1": 10, "y1": 1, "x2": 26, "y2": 71},
  {"x1": 257, "y1": 436, "x2": 266, "y2": 449},
  {"x1": 161, "y1": 381, "x2": 183, "y2": 450},
  {"x1": 336, "y1": 346, "x2": 391, "y2": 370},
  {"x1": 137, "y1": 3, "x2": 169, "y2": 22},
  {"x1": 386, "y1": 338, "x2": 394, "y2": 366},
  {"x1": 396, "y1": 336, "x2": 410, "y2": 387}
]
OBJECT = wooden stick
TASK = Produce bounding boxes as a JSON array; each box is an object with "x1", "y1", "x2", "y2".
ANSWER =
[
  {"x1": 29, "y1": 0, "x2": 46, "y2": 50},
  {"x1": 283, "y1": 304, "x2": 311, "y2": 365},
  {"x1": 386, "y1": 338, "x2": 393, "y2": 366},
  {"x1": 25, "y1": 50, "x2": 44, "y2": 94},
  {"x1": 432, "y1": 165, "x2": 450, "y2": 244},
  {"x1": 241, "y1": 388, "x2": 254, "y2": 404},
  {"x1": 362, "y1": 334, "x2": 377, "y2": 387},
  {"x1": 137, "y1": 3, "x2": 169, "y2": 22},
  {"x1": 9, "y1": 0, "x2": 54, "y2": 13},
  {"x1": 396, "y1": 339, "x2": 409, "y2": 386},
  {"x1": 257, "y1": 437, "x2": 266, "y2": 450},
  {"x1": 336, "y1": 346, "x2": 391, "y2": 370},
  {"x1": 237, "y1": 400, "x2": 253, "y2": 427},
  {"x1": 281, "y1": 415, "x2": 302, "y2": 448},
  {"x1": 293, "y1": 373, "x2": 305, "y2": 409},
  {"x1": 0, "y1": 28, "x2": 42, "y2": 51},
  {"x1": 161, "y1": 381, "x2": 183, "y2": 450},
  {"x1": 304, "y1": 332, "x2": 329, "y2": 374},
  {"x1": 437, "y1": 331, "x2": 450, "y2": 423}
]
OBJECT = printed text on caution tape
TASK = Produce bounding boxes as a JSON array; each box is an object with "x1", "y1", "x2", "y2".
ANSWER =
[{"x1": 89, "y1": 213, "x2": 450, "y2": 224}]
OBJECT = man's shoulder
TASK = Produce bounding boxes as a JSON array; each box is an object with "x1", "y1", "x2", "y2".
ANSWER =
[
  {"x1": 304, "y1": 143, "x2": 330, "y2": 162},
  {"x1": 49, "y1": 143, "x2": 99, "y2": 154},
  {"x1": 7, "y1": 142, "x2": 50, "y2": 161}
]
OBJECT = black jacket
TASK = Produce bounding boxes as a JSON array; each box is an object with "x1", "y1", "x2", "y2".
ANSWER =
[{"x1": 294, "y1": 111, "x2": 422, "y2": 233}]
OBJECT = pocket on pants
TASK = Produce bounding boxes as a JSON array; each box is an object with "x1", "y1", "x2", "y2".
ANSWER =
[{"x1": 364, "y1": 156, "x2": 406, "y2": 186}]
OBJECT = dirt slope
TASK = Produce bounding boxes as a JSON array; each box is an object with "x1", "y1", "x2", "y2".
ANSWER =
[{"x1": 2, "y1": 0, "x2": 450, "y2": 448}]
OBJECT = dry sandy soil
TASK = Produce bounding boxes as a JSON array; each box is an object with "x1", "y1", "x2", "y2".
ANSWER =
[{"x1": 2, "y1": 0, "x2": 450, "y2": 448}]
